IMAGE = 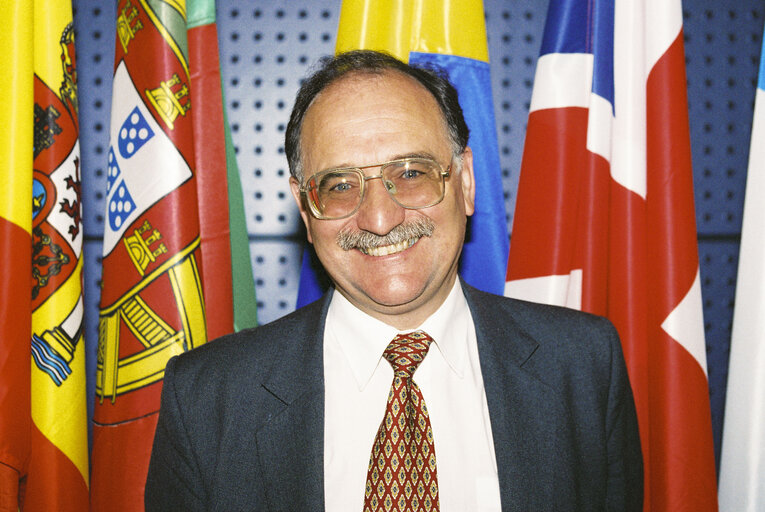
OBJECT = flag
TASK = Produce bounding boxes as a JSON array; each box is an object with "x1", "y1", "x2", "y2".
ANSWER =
[
  {"x1": 90, "y1": 0, "x2": 255, "y2": 508},
  {"x1": 0, "y1": 3, "x2": 33, "y2": 508},
  {"x1": 186, "y1": 0, "x2": 258, "y2": 336},
  {"x1": 296, "y1": 0, "x2": 509, "y2": 307},
  {"x1": 505, "y1": 0, "x2": 717, "y2": 509},
  {"x1": 0, "y1": 0, "x2": 89, "y2": 510},
  {"x1": 718, "y1": 23, "x2": 765, "y2": 511}
]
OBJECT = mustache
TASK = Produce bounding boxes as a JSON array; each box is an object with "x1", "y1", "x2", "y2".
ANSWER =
[{"x1": 336, "y1": 218, "x2": 435, "y2": 251}]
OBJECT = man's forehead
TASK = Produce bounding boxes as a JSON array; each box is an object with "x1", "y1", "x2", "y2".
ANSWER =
[
  {"x1": 297, "y1": 68, "x2": 453, "y2": 173},
  {"x1": 310, "y1": 69, "x2": 436, "y2": 112}
]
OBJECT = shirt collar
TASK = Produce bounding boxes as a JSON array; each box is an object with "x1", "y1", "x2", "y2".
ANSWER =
[{"x1": 326, "y1": 279, "x2": 470, "y2": 391}]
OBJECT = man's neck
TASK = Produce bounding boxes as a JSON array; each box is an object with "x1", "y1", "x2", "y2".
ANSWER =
[{"x1": 335, "y1": 275, "x2": 460, "y2": 331}]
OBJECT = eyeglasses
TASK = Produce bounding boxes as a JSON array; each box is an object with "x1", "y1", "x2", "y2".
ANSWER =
[{"x1": 300, "y1": 157, "x2": 452, "y2": 220}]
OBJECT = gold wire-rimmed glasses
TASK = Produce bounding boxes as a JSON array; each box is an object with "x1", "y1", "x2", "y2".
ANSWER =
[{"x1": 300, "y1": 157, "x2": 452, "y2": 220}]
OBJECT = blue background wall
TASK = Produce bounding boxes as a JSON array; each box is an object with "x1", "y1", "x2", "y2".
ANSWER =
[{"x1": 72, "y1": 0, "x2": 765, "y2": 469}]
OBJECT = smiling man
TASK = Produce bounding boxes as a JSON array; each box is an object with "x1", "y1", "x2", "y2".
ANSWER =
[
  {"x1": 145, "y1": 50, "x2": 643, "y2": 512},
  {"x1": 291, "y1": 60, "x2": 474, "y2": 330}
]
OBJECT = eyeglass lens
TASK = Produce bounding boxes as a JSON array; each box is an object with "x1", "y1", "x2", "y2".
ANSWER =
[{"x1": 308, "y1": 159, "x2": 445, "y2": 218}]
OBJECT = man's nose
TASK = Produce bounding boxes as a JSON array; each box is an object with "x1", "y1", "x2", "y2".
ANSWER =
[{"x1": 354, "y1": 176, "x2": 406, "y2": 235}]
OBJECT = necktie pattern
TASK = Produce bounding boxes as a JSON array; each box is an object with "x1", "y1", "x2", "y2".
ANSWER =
[{"x1": 364, "y1": 331, "x2": 439, "y2": 512}]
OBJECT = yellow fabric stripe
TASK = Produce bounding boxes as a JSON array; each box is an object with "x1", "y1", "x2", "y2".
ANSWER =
[
  {"x1": 168, "y1": 254, "x2": 208, "y2": 349},
  {"x1": 106, "y1": 330, "x2": 185, "y2": 394},
  {"x1": 335, "y1": 0, "x2": 488, "y2": 62},
  {"x1": 97, "y1": 314, "x2": 120, "y2": 402},
  {"x1": 31, "y1": 338, "x2": 88, "y2": 485},
  {"x1": 34, "y1": 0, "x2": 70, "y2": 93},
  {"x1": 31, "y1": 257, "x2": 89, "y2": 486},
  {"x1": 0, "y1": 1, "x2": 33, "y2": 231},
  {"x1": 165, "y1": 0, "x2": 186, "y2": 19}
]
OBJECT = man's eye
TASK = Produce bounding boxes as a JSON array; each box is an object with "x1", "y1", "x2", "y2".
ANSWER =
[
  {"x1": 401, "y1": 169, "x2": 425, "y2": 179},
  {"x1": 329, "y1": 181, "x2": 353, "y2": 192},
  {"x1": 319, "y1": 172, "x2": 358, "y2": 194}
]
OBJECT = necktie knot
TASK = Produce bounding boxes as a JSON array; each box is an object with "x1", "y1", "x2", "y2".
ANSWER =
[{"x1": 383, "y1": 331, "x2": 433, "y2": 379}]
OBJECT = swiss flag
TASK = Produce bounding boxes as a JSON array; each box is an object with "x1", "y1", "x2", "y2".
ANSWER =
[{"x1": 506, "y1": 0, "x2": 718, "y2": 509}]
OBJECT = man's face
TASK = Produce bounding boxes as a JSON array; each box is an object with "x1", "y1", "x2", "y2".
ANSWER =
[{"x1": 290, "y1": 71, "x2": 475, "y2": 329}]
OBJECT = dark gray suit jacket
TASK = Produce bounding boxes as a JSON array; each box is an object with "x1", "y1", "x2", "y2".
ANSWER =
[{"x1": 145, "y1": 283, "x2": 642, "y2": 511}]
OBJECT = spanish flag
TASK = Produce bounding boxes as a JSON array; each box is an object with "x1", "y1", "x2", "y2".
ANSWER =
[
  {"x1": 90, "y1": 0, "x2": 256, "y2": 509},
  {"x1": 0, "y1": 0, "x2": 89, "y2": 510},
  {"x1": 296, "y1": 0, "x2": 509, "y2": 306}
]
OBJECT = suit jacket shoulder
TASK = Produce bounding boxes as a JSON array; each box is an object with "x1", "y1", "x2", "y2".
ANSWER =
[
  {"x1": 463, "y1": 284, "x2": 643, "y2": 511},
  {"x1": 466, "y1": 284, "x2": 622, "y2": 389},
  {"x1": 169, "y1": 294, "x2": 328, "y2": 408},
  {"x1": 145, "y1": 296, "x2": 330, "y2": 511}
]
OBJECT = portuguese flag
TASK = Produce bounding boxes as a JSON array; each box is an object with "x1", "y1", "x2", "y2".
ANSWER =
[{"x1": 90, "y1": 0, "x2": 256, "y2": 509}]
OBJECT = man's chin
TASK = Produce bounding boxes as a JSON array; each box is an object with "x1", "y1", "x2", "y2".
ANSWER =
[
  {"x1": 341, "y1": 283, "x2": 427, "y2": 313},
  {"x1": 351, "y1": 282, "x2": 444, "y2": 320},
  {"x1": 361, "y1": 287, "x2": 424, "y2": 309}
]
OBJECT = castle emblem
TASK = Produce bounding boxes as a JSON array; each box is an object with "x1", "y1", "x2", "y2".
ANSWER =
[
  {"x1": 117, "y1": 0, "x2": 144, "y2": 54},
  {"x1": 145, "y1": 73, "x2": 190, "y2": 129},
  {"x1": 124, "y1": 219, "x2": 168, "y2": 275}
]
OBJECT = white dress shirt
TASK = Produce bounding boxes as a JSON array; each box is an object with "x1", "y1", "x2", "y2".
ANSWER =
[{"x1": 323, "y1": 279, "x2": 502, "y2": 511}]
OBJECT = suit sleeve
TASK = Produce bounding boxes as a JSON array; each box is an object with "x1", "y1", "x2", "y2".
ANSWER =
[
  {"x1": 145, "y1": 356, "x2": 206, "y2": 511},
  {"x1": 603, "y1": 322, "x2": 644, "y2": 511}
]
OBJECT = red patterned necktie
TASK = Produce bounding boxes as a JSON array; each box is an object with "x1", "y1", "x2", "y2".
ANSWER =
[{"x1": 364, "y1": 331, "x2": 439, "y2": 512}]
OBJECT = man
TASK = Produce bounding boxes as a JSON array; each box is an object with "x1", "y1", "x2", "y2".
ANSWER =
[{"x1": 145, "y1": 50, "x2": 643, "y2": 511}]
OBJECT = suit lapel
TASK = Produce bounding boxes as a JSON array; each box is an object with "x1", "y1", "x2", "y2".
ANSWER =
[
  {"x1": 464, "y1": 284, "x2": 576, "y2": 510},
  {"x1": 254, "y1": 294, "x2": 331, "y2": 512}
]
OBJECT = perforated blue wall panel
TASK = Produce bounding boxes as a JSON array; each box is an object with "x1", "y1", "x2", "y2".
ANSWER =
[
  {"x1": 72, "y1": 0, "x2": 765, "y2": 466},
  {"x1": 684, "y1": 3, "x2": 765, "y2": 465}
]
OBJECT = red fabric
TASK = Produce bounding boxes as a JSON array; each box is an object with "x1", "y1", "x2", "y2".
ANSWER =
[
  {"x1": 643, "y1": 31, "x2": 717, "y2": 509},
  {"x1": 364, "y1": 332, "x2": 439, "y2": 512},
  {"x1": 0, "y1": 464, "x2": 22, "y2": 512},
  {"x1": 0, "y1": 218, "x2": 31, "y2": 512},
  {"x1": 22, "y1": 424, "x2": 88, "y2": 512},
  {"x1": 91, "y1": 413, "x2": 158, "y2": 512},
  {"x1": 188, "y1": 23, "x2": 234, "y2": 340}
]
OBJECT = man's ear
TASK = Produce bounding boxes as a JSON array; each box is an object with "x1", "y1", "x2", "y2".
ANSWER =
[
  {"x1": 459, "y1": 147, "x2": 476, "y2": 216},
  {"x1": 289, "y1": 176, "x2": 313, "y2": 243}
]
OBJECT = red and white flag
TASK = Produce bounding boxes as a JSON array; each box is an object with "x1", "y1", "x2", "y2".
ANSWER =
[{"x1": 506, "y1": 0, "x2": 718, "y2": 509}]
